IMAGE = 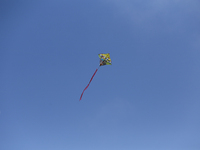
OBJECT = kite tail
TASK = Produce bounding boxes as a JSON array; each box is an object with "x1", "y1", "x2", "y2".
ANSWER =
[{"x1": 79, "y1": 68, "x2": 98, "y2": 101}]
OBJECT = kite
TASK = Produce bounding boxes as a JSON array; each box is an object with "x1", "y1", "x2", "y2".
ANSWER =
[{"x1": 79, "y1": 53, "x2": 111, "y2": 101}]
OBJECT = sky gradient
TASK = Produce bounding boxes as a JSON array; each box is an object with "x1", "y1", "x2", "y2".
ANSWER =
[{"x1": 1, "y1": 0, "x2": 200, "y2": 150}]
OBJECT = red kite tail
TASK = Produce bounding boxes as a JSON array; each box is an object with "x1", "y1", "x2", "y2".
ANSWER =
[{"x1": 79, "y1": 68, "x2": 98, "y2": 101}]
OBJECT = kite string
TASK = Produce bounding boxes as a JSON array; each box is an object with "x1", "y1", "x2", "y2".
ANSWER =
[{"x1": 79, "y1": 68, "x2": 99, "y2": 101}]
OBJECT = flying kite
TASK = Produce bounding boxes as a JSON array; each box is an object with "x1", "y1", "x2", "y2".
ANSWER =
[{"x1": 80, "y1": 53, "x2": 111, "y2": 101}]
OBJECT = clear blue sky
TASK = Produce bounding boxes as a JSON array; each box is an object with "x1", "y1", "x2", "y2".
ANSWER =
[{"x1": 1, "y1": 0, "x2": 200, "y2": 150}]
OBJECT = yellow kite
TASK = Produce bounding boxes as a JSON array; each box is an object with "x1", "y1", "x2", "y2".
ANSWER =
[{"x1": 80, "y1": 53, "x2": 112, "y2": 100}]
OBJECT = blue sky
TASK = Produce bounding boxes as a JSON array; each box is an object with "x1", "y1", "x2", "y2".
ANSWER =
[{"x1": 1, "y1": 0, "x2": 200, "y2": 150}]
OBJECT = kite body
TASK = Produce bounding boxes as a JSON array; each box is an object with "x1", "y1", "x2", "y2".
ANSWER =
[
  {"x1": 98, "y1": 53, "x2": 112, "y2": 66},
  {"x1": 80, "y1": 53, "x2": 111, "y2": 101}
]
